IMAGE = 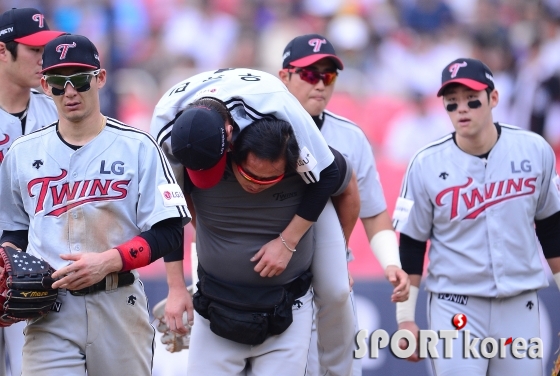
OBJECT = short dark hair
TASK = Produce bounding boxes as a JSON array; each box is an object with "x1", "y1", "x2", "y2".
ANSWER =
[
  {"x1": 188, "y1": 97, "x2": 233, "y2": 125},
  {"x1": 5, "y1": 41, "x2": 18, "y2": 60},
  {"x1": 232, "y1": 118, "x2": 300, "y2": 172}
]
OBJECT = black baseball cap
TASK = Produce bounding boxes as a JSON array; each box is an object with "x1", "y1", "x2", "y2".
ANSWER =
[
  {"x1": 437, "y1": 58, "x2": 495, "y2": 97},
  {"x1": 282, "y1": 34, "x2": 344, "y2": 70},
  {"x1": 41, "y1": 34, "x2": 100, "y2": 73},
  {"x1": 171, "y1": 106, "x2": 228, "y2": 189},
  {"x1": 0, "y1": 8, "x2": 64, "y2": 46}
]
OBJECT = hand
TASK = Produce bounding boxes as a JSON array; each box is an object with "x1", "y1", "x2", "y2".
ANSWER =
[
  {"x1": 251, "y1": 236, "x2": 294, "y2": 277},
  {"x1": 398, "y1": 321, "x2": 421, "y2": 362},
  {"x1": 386, "y1": 265, "x2": 410, "y2": 303},
  {"x1": 51, "y1": 250, "x2": 121, "y2": 290},
  {"x1": 164, "y1": 285, "x2": 194, "y2": 336}
]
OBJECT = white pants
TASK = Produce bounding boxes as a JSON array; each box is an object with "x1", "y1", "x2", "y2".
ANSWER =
[
  {"x1": 428, "y1": 290, "x2": 542, "y2": 376},
  {"x1": 0, "y1": 321, "x2": 26, "y2": 376},
  {"x1": 187, "y1": 289, "x2": 313, "y2": 375}
]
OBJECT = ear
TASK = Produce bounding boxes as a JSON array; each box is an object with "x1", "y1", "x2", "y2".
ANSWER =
[
  {"x1": 489, "y1": 89, "x2": 499, "y2": 109},
  {"x1": 278, "y1": 69, "x2": 290, "y2": 85},
  {"x1": 0, "y1": 42, "x2": 9, "y2": 62},
  {"x1": 225, "y1": 122, "x2": 234, "y2": 143},
  {"x1": 95, "y1": 69, "x2": 107, "y2": 89},
  {"x1": 40, "y1": 76, "x2": 52, "y2": 97}
]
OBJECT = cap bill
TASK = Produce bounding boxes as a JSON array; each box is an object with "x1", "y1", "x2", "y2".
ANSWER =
[
  {"x1": 186, "y1": 151, "x2": 227, "y2": 189},
  {"x1": 437, "y1": 79, "x2": 488, "y2": 97},
  {"x1": 15, "y1": 31, "x2": 65, "y2": 47},
  {"x1": 290, "y1": 54, "x2": 344, "y2": 70},
  {"x1": 41, "y1": 62, "x2": 99, "y2": 74}
]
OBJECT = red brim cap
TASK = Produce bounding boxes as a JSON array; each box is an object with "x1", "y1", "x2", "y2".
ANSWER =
[
  {"x1": 40, "y1": 63, "x2": 99, "y2": 74},
  {"x1": 437, "y1": 79, "x2": 488, "y2": 97},
  {"x1": 15, "y1": 31, "x2": 66, "y2": 47},
  {"x1": 186, "y1": 151, "x2": 227, "y2": 189},
  {"x1": 290, "y1": 54, "x2": 344, "y2": 70}
]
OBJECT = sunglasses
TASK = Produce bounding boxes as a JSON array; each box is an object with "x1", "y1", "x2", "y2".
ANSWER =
[
  {"x1": 43, "y1": 70, "x2": 101, "y2": 96},
  {"x1": 285, "y1": 68, "x2": 338, "y2": 86},
  {"x1": 236, "y1": 163, "x2": 284, "y2": 185},
  {"x1": 445, "y1": 100, "x2": 482, "y2": 112}
]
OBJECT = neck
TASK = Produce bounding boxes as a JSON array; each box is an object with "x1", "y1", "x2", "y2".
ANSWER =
[
  {"x1": 58, "y1": 113, "x2": 106, "y2": 146},
  {"x1": 0, "y1": 77, "x2": 31, "y2": 114},
  {"x1": 456, "y1": 121, "x2": 498, "y2": 156}
]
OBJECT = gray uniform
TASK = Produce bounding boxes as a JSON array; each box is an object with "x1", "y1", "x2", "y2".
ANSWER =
[
  {"x1": 394, "y1": 123, "x2": 560, "y2": 375},
  {"x1": 0, "y1": 118, "x2": 189, "y2": 376},
  {"x1": 0, "y1": 89, "x2": 58, "y2": 376}
]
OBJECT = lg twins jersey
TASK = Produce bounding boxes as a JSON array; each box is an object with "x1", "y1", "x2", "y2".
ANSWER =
[
  {"x1": 394, "y1": 124, "x2": 560, "y2": 298},
  {"x1": 0, "y1": 118, "x2": 190, "y2": 270},
  {"x1": 320, "y1": 110, "x2": 386, "y2": 218},
  {"x1": 0, "y1": 89, "x2": 58, "y2": 164},
  {"x1": 150, "y1": 68, "x2": 333, "y2": 187}
]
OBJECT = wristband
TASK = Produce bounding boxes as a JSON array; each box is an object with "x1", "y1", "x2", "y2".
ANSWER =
[
  {"x1": 279, "y1": 233, "x2": 296, "y2": 252},
  {"x1": 396, "y1": 285, "x2": 419, "y2": 323},
  {"x1": 369, "y1": 230, "x2": 402, "y2": 269},
  {"x1": 116, "y1": 236, "x2": 151, "y2": 271},
  {"x1": 554, "y1": 272, "x2": 560, "y2": 290}
]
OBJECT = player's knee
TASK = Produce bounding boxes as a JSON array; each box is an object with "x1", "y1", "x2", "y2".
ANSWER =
[{"x1": 313, "y1": 283, "x2": 350, "y2": 307}]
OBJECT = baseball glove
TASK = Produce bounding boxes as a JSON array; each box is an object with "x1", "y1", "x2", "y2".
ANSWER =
[
  {"x1": 152, "y1": 285, "x2": 193, "y2": 353},
  {"x1": 0, "y1": 246, "x2": 58, "y2": 327}
]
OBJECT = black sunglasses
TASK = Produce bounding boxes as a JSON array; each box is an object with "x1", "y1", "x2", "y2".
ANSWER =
[{"x1": 43, "y1": 70, "x2": 101, "y2": 96}]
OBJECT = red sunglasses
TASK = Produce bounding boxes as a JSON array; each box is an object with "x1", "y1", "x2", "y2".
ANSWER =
[
  {"x1": 285, "y1": 68, "x2": 338, "y2": 86},
  {"x1": 236, "y1": 163, "x2": 284, "y2": 185}
]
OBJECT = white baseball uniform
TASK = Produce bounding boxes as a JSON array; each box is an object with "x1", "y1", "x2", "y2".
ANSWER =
[
  {"x1": 150, "y1": 68, "x2": 355, "y2": 375},
  {"x1": 307, "y1": 110, "x2": 388, "y2": 376},
  {"x1": 0, "y1": 89, "x2": 58, "y2": 376},
  {"x1": 394, "y1": 123, "x2": 560, "y2": 375},
  {"x1": 0, "y1": 117, "x2": 189, "y2": 376}
]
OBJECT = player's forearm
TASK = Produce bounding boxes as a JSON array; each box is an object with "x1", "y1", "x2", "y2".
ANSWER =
[
  {"x1": 279, "y1": 215, "x2": 313, "y2": 250},
  {"x1": 331, "y1": 172, "x2": 360, "y2": 244},
  {"x1": 396, "y1": 274, "x2": 421, "y2": 324},
  {"x1": 547, "y1": 257, "x2": 560, "y2": 289},
  {"x1": 361, "y1": 210, "x2": 394, "y2": 241},
  {"x1": 165, "y1": 260, "x2": 187, "y2": 290}
]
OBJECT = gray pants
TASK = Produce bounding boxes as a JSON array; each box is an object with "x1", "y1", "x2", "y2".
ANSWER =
[
  {"x1": 22, "y1": 274, "x2": 155, "y2": 376},
  {"x1": 0, "y1": 321, "x2": 26, "y2": 376}
]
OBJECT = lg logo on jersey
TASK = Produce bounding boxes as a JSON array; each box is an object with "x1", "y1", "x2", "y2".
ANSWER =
[
  {"x1": 100, "y1": 160, "x2": 124, "y2": 175},
  {"x1": 511, "y1": 159, "x2": 531, "y2": 173}
]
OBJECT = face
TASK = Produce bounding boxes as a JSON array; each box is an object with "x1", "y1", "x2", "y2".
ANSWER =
[
  {"x1": 41, "y1": 67, "x2": 106, "y2": 124},
  {"x1": 442, "y1": 85, "x2": 498, "y2": 140},
  {"x1": 1, "y1": 43, "x2": 45, "y2": 88},
  {"x1": 232, "y1": 152, "x2": 286, "y2": 194},
  {"x1": 279, "y1": 58, "x2": 337, "y2": 117}
]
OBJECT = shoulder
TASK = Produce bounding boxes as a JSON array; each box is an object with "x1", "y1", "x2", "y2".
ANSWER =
[
  {"x1": 9, "y1": 123, "x2": 56, "y2": 149},
  {"x1": 106, "y1": 117, "x2": 159, "y2": 145},
  {"x1": 29, "y1": 89, "x2": 55, "y2": 106},
  {"x1": 323, "y1": 110, "x2": 365, "y2": 134},
  {"x1": 406, "y1": 133, "x2": 455, "y2": 170}
]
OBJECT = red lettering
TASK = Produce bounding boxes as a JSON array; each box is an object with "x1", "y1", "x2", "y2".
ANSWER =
[
  {"x1": 28, "y1": 170, "x2": 68, "y2": 214},
  {"x1": 50, "y1": 182, "x2": 80, "y2": 205},
  {"x1": 506, "y1": 178, "x2": 523, "y2": 194},
  {"x1": 524, "y1": 177, "x2": 537, "y2": 193},
  {"x1": 89, "y1": 180, "x2": 112, "y2": 196},
  {"x1": 462, "y1": 188, "x2": 484, "y2": 210},
  {"x1": 111, "y1": 180, "x2": 130, "y2": 198},
  {"x1": 484, "y1": 182, "x2": 495, "y2": 199},
  {"x1": 435, "y1": 178, "x2": 473, "y2": 220}
]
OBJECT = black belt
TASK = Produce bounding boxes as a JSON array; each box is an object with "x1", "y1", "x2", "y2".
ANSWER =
[{"x1": 69, "y1": 272, "x2": 135, "y2": 296}]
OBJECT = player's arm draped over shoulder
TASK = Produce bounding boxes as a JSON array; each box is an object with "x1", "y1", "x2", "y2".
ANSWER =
[{"x1": 0, "y1": 246, "x2": 58, "y2": 327}]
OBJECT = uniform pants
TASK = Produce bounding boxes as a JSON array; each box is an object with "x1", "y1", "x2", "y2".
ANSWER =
[
  {"x1": 428, "y1": 290, "x2": 542, "y2": 376},
  {"x1": 187, "y1": 289, "x2": 313, "y2": 375},
  {"x1": 0, "y1": 321, "x2": 26, "y2": 376},
  {"x1": 22, "y1": 275, "x2": 155, "y2": 376}
]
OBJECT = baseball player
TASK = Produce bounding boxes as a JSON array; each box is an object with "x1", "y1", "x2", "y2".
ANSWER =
[
  {"x1": 278, "y1": 34, "x2": 410, "y2": 375},
  {"x1": 166, "y1": 113, "x2": 353, "y2": 375},
  {"x1": 394, "y1": 58, "x2": 560, "y2": 375},
  {"x1": 0, "y1": 7, "x2": 64, "y2": 376},
  {"x1": 0, "y1": 33, "x2": 190, "y2": 376},
  {"x1": 150, "y1": 68, "x2": 361, "y2": 375}
]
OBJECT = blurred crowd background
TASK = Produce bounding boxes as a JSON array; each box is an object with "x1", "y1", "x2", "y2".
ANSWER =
[{"x1": 3, "y1": 0, "x2": 560, "y2": 161}]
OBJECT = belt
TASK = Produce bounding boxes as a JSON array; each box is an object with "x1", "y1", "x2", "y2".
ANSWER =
[{"x1": 69, "y1": 272, "x2": 135, "y2": 296}]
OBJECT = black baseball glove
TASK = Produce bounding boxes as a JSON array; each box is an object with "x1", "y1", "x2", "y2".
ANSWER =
[{"x1": 0, "y1": 246, "x2": 58, "y2": 327}]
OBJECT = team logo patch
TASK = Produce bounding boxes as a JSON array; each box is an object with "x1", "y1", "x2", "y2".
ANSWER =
[
  {"x1": 127, "y1": 295, "x2": 137, "y2": 306},
  {"x1": 438, "y1": 293, "x2": 468, "y2": 306},
  {"x1": 33, "y1": 159, "x2": 43, "y2": 169},
  {"x1": 158, "y1": 184, "x2": 187, "y2": 207},
  {"x1": 296, "y1": 147, "x2": 318, "y2": 173},
  {"x1": 526, "y1": 301, "x2": 534, "y2": 310},
  {"x1": 393, "y1": 197, "x2": 414, "y2": 223},
  {"x1": 292, "y1": 299, "x2": 303, "y2": 310},
  {"x1": 439, "y1": 172, "x2": 449, "y2": 180}
]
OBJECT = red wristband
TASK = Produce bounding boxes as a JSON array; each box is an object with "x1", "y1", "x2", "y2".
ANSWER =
[{"x1": 115, "y1": 236, "x2": 151, "y2": 271}]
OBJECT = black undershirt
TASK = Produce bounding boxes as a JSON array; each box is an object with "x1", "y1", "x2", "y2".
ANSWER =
[{"x1": 10, "y1": 108, "x2": 28, "y2": 134}]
